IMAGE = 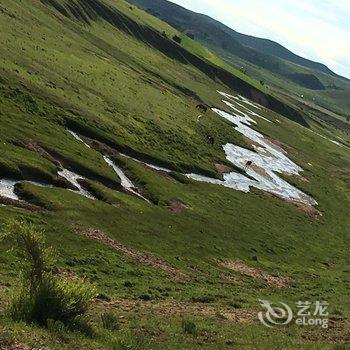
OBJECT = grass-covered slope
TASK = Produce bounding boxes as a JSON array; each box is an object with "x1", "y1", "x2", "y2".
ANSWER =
[
  {"x1": 0, "y1": 0, "x2": 350, "y2": 349},
  {"x1": 128, "y1": 0, "x2": 350, "y2": 119}
]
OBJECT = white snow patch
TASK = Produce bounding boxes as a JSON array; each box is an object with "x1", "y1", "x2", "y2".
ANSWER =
[
  {"x1": 188, "y1": 92, "x2": 317, "y2": 206},
  {"x1": 330, "y1": 140, "x2": 341, "y2": 146},
  {"x1": 68, "y1": 130, "x2": 91, "y2": 148},
  {"x1": 310, "y1": 129, "x2": 347, "y2": 148},
  {"x1": 0, "y1": 179, "x2": 19, "y2": 200},
  {"x1": 120, "y1": 153, "x2": 172, "y2": 173},
  {"x1": 67, "y1": 129, "x2": 151, "y2": 202},
  {"x1": 103, "y1": 156, "x2": 134, "y2": 190},
  {"x1": 0, "y1": 179, "x2": 54, "y2": 202},
  {"x1": 103, "y1": 156, "x2": 150, "y2": 202},
  {"x1": 58, "y1": 168, "x2": 94, "y2": 199},
  {"x1": 218, "y1": 91, "x2": 262, "y2": 110}
]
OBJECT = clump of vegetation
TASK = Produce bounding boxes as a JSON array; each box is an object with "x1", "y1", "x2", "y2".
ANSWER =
[
  {"x1": 191, "y1": 295, "x2": 216, "y2": 303},
  {"x1": 101, "y1": 311, "x2": 121, "y2": 331},
  {"x1": 173, "y1": 35, "x2": 182, "y2": 44},
  {"x1": 181, "y1": 319, "x2": 197, "y2": 335},
  {"x1": 2, "y1": 220, "x2": 96, "y2": 327}
]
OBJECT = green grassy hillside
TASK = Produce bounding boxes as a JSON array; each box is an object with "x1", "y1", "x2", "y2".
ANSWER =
[
  {"x1": 0, "y1": 0, "x2": 350, "y2": 349},
  {"x1": 128, "y1": 0, "x2": 350, "y2": 120}
]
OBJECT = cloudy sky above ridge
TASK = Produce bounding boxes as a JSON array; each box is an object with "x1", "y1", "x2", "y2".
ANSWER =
[{"x1": 168, "y1": 0, "x2": 350, "y2": 78}]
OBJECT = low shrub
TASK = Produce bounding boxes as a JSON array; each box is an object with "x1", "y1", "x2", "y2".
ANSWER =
[
  {"x1": 181, "y1": 319, "x2": 197, "y2": 335},
  {"x1": 191, "y1": 295, "x2": 215, "y2": 303},
  {"x1": 101, "y1": 311, "x2": 120, "y2": 331},
  {"x1": 2, "y1": 220, "x2": 96, "y2": 327}
]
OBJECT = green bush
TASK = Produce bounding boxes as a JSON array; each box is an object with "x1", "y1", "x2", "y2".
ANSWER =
[
  {"x1": 101, "y1": 311, "x2": 120, "y2": 331},
  {"x1": 191, "y1": 295, "x2": 215, "y2": 303},
  {"x1": 9, "y1": 273, "x2": 95, "y2": 325},
  {"x1": 2, "y1": 220, "x2": 96, "y2": 327},
  {"x1": 181, "y1": 319, "x2": 197, "y2": 335}
]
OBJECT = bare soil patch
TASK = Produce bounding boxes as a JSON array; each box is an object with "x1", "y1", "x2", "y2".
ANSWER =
[
  {"x1": 215, "y1": 163, "x2": 234, "y2": 177},
  {"x1": 168, "y1": 199, "x2": 191, "y2": 213},
  {"x1": 79, "y1": 228, "x2": 190, "y2": 281},
  {"x1": 302, "y1": 317, "x2": 350, "y2": 343},
  {"x1": 292, "y1": 201, "x2": 322, "y2": 218},
  {"x1": 27, "y1": 142, "x2": 61, "y2": 167},
  {"x1": 0, "y1": 341, "x2": 30, "y2": 350},
  {"x1": 220, "y1": 260, "x2": 290, "y2": 288},
  {"x1": 250, "y1": 164, "x2": 273, "y2": 180},
  {"x1": 95, "y1": 298, "x2": 256, "y2": 323},
  {"x1": 266, "y1": 137, "x2": 294, "y2": 153},
  {"x1": 0, "y1": 196, "x2": 44, "y2": 212}
]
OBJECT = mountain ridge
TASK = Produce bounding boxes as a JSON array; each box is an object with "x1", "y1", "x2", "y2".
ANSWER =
[
  {"x1": 128, "y1": 0, "x2": 348, "y2": 82},
  {"x1": 137, "y1": 0, "x2": 348, "y2": 80}
]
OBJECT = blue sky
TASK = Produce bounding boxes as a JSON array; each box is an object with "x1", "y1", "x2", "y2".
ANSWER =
[{"x1": 168, "y1": 0, "x2": 350, "y2": 78}]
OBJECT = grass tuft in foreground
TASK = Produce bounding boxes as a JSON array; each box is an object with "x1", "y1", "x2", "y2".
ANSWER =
[{"x1": 1, "y1": 220, "x2": 96, "y2": 328}]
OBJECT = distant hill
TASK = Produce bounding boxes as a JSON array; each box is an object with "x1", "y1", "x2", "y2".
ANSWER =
[
  {"x1": 126, "y1": 0, "x2": 350, "y2": 117},
  {"x1": 127, "y1": 0, "x2": 348, "y2": 90},
  {"x1": 215, "y1": 21, "x2": 335, "y2": 76}
]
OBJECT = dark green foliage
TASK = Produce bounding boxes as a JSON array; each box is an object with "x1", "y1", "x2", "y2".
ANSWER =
[
  {"x1": 139, "y1": 294, "x2": 152, "y2": 301},
  {"x1": 123, "y1": 281, "x2": 133, "y2": 288},
  {"x1": 181, "y1": 319, "x2": 197, "y2": 335},
  {"x1": 191, "y1": 295, "x2": 215, "y2": 303},
  {"x1": 172, "y1": 35, "x2": 182, "y2": 44},
  {"x1": 9, "y1": 274, "x2": 95, "y2": 326},
  {"x1": 101, "y1": 311, "x2": 121, "y2": 331},
  {"x1": 2, "y1": 221, "x2": 95, "y2": 326}
]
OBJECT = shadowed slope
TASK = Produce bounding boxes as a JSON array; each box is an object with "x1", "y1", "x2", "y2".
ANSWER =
[{"x1": 41, "y1": 0, "x2": 309, "y2": 126}]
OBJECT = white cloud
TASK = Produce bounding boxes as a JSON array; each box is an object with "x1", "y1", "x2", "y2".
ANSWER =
[{"x1": 168, "y1": 0, "x2": 350, "y2": 78}]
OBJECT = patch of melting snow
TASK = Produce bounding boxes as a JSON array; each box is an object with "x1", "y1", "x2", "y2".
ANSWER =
[
  {"x1": 67, "y1": 130, "x2": 151, "y2": 202},
  {"x1": 103, "y1": 156, "x2": 134, "y2": 190},
  {"x1": 218, "y1": 91, "x2": 262, "y2": 110},
  {"x1": 0, "y1": 179, "x2": 19, "y2": 200},
  {"x1": 220, "y1": 97, "x2": 272, "y2": 124},
  {"x1": 68, "y1": 130, "x2": 91, "y2": 148},
  {"x1": 66, "y1": 109, "x2": 316, "y2": 207},
  {"x1": 310, "y1": 129, "x2": 349, "y2": 149},
  {"x1": 103, "y1": 156, "x2": 150, "y2": 202},
  {"x1": 58, "y1": 168, "x2": 95, "y2": 199},
  {"x1": 120, "y1": 153, "x2": 172, "y2": 173},
  {"x1": 188, "y1": 92, "x2": 317, "y2": 207},
  {"x1": 330, "y1": 140, "x2": 341, "y2": 146},
  {"x1": 0, "y1": 179, "x2": 54, "y2": 202}
]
